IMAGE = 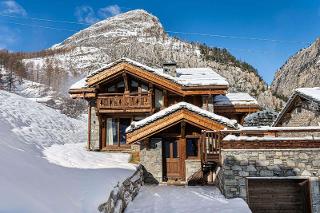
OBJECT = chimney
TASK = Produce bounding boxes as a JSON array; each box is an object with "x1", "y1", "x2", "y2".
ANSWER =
[{"x1": 163, "y1": 62, "x2": 177, "y2": 77}]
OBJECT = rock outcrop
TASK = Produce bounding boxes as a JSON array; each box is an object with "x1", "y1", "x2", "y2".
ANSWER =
[{"x1": 271, "y1": 38, "x2": 320, "y2": 98}]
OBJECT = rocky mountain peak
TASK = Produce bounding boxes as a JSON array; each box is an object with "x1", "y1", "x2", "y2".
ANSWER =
[{"x1": 55, "y1": 9, "x2": 166, "y2": 49}]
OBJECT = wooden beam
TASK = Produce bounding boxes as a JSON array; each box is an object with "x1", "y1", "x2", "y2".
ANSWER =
[
  {"x1": 122, "y1": 72, "x2": 129, "y2": 92},
  {"x1": 88, "y1": 104, "x2": 91, "y2": 150},
  {"x1": 181, "y1": 121, "x2": 186, "y2": 138}
]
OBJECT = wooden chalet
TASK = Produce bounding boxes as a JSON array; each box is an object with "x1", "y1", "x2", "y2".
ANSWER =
[{"x1": 69, "y1": 58, "x2": 259, "y2": 183}]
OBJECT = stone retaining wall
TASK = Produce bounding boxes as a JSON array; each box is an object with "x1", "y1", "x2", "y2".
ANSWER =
[
  {"x1": 140, "y1": 138, "x2": 162, "y2": 183},
  {"x1": 185, "y1": 159, "x2": 201, "y2": 181},
  {"x1": 218, "y1": 149, "x2": 320, "y2": 212},
  {"x1": 98, "y1": 165, "x2": 144, "y2": 213}
]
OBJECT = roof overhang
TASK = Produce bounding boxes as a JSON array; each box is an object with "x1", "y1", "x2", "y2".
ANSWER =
[
  {"x1": 126, "y1": 107, "x2": 237, "y2": 144},
  {"x1": 69, "y1": 60, "x2": 229, "y2": 98}
]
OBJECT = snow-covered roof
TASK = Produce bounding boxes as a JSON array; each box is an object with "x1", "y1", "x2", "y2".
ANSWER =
[
  {"x1": 70, "y1": 78, "x2": 87, "y2": 90},
  {"x1": 223, "y1": 134, "x2": 320, "y2": 142},
  {"x1": 213, "y1": 93, "x2": 259, "y2": 106},
  {"x1": 70, "y1": 58, "x2": 229, "y2": 90},
  {"x1": 126, "y1": 102, "x2": 241, "y2": 133},
  {"x1": 272, "y1": 87, "x2": 320, "y2": 126},
  {"x1": 295, "y1": 87, "x2": 320, "y2": 104},
  {"x1": 240, "y1": 126, "x2": 320, "y2": 131}
]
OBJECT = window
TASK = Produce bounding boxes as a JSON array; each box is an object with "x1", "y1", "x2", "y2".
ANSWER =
[
  {"x1": 107, "y1": 85, "x2": 115, "y2": 92},
  {"x1": 106, "y1": 118, "x2": 131, "y2": 146},
  {"x1": 155, "y1": 89, "x2": 164, "y2": 109},
  {"x1": 186, "y1": 138, "x2": 198, "y2": 157}
]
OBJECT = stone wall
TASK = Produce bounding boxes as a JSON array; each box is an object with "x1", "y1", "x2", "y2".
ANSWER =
[
  {"x1": 90, "y1": 105, "x2": 100, "y2": 150},
  {"x1": 218, "y1": 149, "x2": 320, "y2": 212},
  {"x1": 280, "y1": 108, "x2": 320, "y2": 137},
  {"x1": 185, "y1": 159, "x2": 202, "y2": 181},
  {"x1": 98, "y1": 165, "x2": 144, "y2": 213},
  {"x1": 140, "y1": 138, "x2": 162, "y2": 183}
]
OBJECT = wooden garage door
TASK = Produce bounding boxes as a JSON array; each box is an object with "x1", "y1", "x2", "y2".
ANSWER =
[{"x1": 248, "y1": 179, "x2": 311, "y2": 213}]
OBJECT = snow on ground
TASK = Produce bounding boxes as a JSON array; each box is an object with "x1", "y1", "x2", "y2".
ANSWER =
[
  {"x1": 0, "y1": 90, "x2": 84, "y2": 148},
  {"x1": 126, "y1": 186, "x2": 251, "y2": 213},
  {"x1": 43, "y1": 142, "x2": 136, "y2": 170},
  {"x1": 0, "y1": 90, "x2": 135, "y2": 212}
]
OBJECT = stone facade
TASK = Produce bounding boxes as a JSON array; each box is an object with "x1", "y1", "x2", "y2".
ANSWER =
[
  {"x1": 140, "y1": 138, "x2": 162, "y2": 183},
  {"x1": 185, "y1": 159, "x2": 202, "y2": 181},
  {"x1": 218, "y1": 149, "x2": 320, "y2": 212},
  {"x1": 98, "y1": 165, "x2": 144, "y2": 213},
  {"x1": 90, "y1": 106, "x2": 100, "y2": 150},
  {"x1": 280, "y1": 108, "x2": 320, "y2": 137}
]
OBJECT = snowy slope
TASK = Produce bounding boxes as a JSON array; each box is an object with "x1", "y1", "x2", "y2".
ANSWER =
[
  {"x1": 0, "y1": 90, "x2": 135, "y2": 212},
  {"x1": 0, "y1": 90, "x2": 84, "y2": 148},
  {"x1": 126, "y1": 186, "x2": 251, "y2": 213}
]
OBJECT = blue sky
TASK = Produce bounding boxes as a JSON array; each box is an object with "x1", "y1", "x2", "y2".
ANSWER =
[{"x1": 0, "y1": 0, "x2": 319, "y2": 84}]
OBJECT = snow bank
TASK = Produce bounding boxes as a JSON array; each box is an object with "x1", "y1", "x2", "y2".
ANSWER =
[
  {"x1": 126, "y1": 102, "x2": 240, "y2": 132},
  {"x1": 0, "y1": 90, "x2": 135, "y2": 212},
  {"x1": 126, "y1": 186, "x2": 251, "y2": 213},
  {"x1": 0, "y1": 90, "x2": 85, "y2": 148},
  {"x1": 43, "y1": 143, "x2": 136, "y2": 170}
]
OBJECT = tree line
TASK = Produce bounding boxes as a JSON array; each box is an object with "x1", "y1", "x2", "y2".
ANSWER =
[{"x1": 0, "y1": 48, "x2": 74, "y2": 92}]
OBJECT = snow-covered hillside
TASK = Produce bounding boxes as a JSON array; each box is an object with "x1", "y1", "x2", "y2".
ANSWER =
[{"x1": 0, "y1": 90, "x2": 135, "y2": 212}]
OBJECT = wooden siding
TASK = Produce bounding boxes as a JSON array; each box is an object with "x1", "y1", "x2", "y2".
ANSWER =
[{"x1": 248, "y1": 179, "x2": 311, "y2": 213}]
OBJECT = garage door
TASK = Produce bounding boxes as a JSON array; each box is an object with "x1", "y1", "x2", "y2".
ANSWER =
[{"x1": 247, "y1": 179, "x2": 311, "y2": 213}]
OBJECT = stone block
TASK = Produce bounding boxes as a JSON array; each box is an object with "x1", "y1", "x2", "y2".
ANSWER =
[
  {"x1": 240, "y1": 160, "x2": 249, "y2": 166},
  {"x1": 274, "y1": 159, "x2": 282, "y2": 165},
  {"x1": 301, "y1": 170, "x2": 311, "y2": 176},
  {"x1": 231, "y1": 165, "x2": 242, "y2": 171},
  {"x1": 260, "y1": 170, "x2": 274, "y2": 177},
  {"x1": 286, "y1": 159, "x2": 295, "y2": 167},
  {"x1": 299, "y1": 153, "x2": 309, "y2": 159},
  {"x1": 246, "y1": 165, "x2": 257, "y2": 172},
  {"x1": 257, "y1": 160, "x2": 269, "y2": 167},
  {"x1": 239, "y1": 171, "x2": 249, "y2": 177}
]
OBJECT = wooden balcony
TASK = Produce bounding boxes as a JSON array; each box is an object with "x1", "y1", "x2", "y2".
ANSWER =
[{"x1": 97, "y1": 92, "x2": 152, "y2": 113}]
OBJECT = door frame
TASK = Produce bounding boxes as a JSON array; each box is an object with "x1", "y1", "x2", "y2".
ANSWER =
[{"x1": 162, "y1": 137, "x2": 186, "y2": 181}]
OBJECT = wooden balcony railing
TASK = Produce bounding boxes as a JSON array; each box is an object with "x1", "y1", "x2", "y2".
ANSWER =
[{"x1": 97, "y1": 92, "x2": 152, "y2": 113}]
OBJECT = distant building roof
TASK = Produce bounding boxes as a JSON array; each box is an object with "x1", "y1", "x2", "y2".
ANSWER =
[
  {"x1": 70, "y1": 58, "x2": 229, "y2": 90},
  {"x1": 295, "y1": 87, "x2": 320, "y2": 104},
  {"x1": 243, "y1": 109, "x2": 278, "y2": 127},
  {"x1": 213, "y1": 93, "x2": 259, "y2": 107},
  {"x1": 273, "y1": 87, "x2": 320, "y2": 126}
]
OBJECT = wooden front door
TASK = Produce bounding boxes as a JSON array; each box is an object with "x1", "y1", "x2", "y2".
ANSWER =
[{"x1": 164, "y1": 139, "x2": 180, "y2": 180}]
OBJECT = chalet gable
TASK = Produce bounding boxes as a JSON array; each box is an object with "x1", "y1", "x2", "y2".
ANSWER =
[
  {"x1": 69, "y1": 58, "x2": 229, "y2": 97},
  {"x1": 126, "y1": 102, "x2": 240, "y2": 144},
  {"x1": 273, "y1": 87, "x2": 320, "y2": 126}
]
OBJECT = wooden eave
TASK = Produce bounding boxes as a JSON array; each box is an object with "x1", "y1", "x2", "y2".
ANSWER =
[
  {"x1": 126, "y1": 108, "x2": 233, "y2": 144},
  {"x1": 86, "y1": 62, "x2": 227, "y2": 96},
  {"x1": 69, "y1": 88, "x2": 96, "y2": 99},
  {"x1": 214, "y1": 105, "x2": 260, "y2": 113}
]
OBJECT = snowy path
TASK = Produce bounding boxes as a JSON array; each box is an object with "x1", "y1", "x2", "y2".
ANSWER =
[
  {"x1": 126, "y1": 186, "x2": 251, "y2": 213},
  {"x1": 43, "y1": 142, "x2": 136, "y2": 170}
]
